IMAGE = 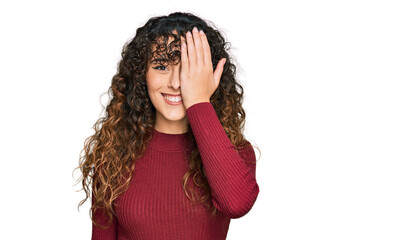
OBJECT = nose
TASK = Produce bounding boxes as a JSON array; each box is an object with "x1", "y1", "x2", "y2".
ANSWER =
[{"x1": 167, "y1": 64, "x2": 181, "y2": 90}]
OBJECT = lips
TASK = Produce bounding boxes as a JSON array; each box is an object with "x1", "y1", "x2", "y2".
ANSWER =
[
  {"x1": 161, "y1": 92, "x2": 182, "y2": 105},
  {"x1": 162, "y1": 93, "x2": 181, "y2": 97}
]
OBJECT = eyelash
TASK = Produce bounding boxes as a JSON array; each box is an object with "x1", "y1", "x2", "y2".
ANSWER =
[{"x1": 153, "y1": 65, "x2": 168, "y2": 71}]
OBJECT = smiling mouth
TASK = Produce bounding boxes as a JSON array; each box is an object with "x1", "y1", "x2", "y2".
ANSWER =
[{"x1": 161, "y1": 93, "x2": 182, "y2": 103}]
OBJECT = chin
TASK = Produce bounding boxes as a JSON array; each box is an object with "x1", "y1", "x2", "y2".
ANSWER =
[{"x1": 162, "y1": 111, "x2": 186, "y2": 121}]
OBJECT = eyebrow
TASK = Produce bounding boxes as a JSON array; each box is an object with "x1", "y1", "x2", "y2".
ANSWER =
[{"x1": 150, "y1": 58, "x2": 169, "y2": 64}]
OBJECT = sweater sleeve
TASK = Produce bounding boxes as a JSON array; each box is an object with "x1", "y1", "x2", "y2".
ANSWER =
[
  {"x1": 91, "y1": 192, "x2": 118, "y2": 240},
  {"x1": 185, "y1": 102, "x2": 260, "y2": 219}
]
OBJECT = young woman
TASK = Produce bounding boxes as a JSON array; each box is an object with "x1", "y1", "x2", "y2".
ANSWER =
[{"x1": 76, "y1": 11, "x2": 260, "y2": 240}]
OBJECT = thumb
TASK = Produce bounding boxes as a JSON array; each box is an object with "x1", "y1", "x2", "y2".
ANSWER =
[{"x1": 213, "y1": 58, "x2": 226, "y2": 85}]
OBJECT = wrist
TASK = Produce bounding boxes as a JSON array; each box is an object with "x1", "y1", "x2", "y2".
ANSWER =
[{"x1": 184, "y1": 99, "x2": 210, "y2": 110}]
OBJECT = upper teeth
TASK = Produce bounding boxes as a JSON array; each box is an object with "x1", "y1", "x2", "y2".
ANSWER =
[{"x1": 163, "y1": 94, "x2": 182, "y2": 102}]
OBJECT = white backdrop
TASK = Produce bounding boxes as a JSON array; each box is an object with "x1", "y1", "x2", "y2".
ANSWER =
[{"x1": 0, "y1": 0, "x2": 414, "y2": 239}]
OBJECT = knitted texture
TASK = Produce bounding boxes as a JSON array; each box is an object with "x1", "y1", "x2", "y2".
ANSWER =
[{"x1": 91, "y1": 102, "x2": 259, "y2": 240}]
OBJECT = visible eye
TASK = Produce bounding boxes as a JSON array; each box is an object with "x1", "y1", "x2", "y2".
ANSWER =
[{"x1": 153, "y1": 65, "x2": 168, "y2": 71}]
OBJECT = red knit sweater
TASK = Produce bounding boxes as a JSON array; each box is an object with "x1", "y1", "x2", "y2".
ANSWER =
[{"x1": 91, "y1": 102, "x2": 259, "y2": 239}]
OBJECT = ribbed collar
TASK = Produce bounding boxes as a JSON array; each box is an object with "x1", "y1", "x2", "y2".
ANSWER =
[{"x1": 147, "y1": 128, "x2": 191, "y2": 152}]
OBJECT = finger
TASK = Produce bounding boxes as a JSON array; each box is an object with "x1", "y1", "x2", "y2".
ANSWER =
[
  {"x1": 213, "y1": 58, "x2": 226, "y2": 85},
  {"x1": 180, "y1": 36, "x2": 189, "y2": 73},
  {"x1": 199, "y1": 30, "x2": 212, "y2": 67},
  {"x1": 186, "y1": 30, "x2": 196, "y2": 67},
  {"x1": 191, "y1": 27, "x2": 204, "y2": 65}
]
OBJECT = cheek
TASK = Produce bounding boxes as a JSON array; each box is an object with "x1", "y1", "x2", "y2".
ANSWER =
[
  {"x1": 146, "y1": 72, "x2": 164, "y2": 94},
  {"x1": 146, "y1": 72, "x2": 157, "y2": 89}
]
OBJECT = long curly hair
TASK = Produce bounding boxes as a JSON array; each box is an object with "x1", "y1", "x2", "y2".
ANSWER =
[{"x1": 74, "y1": 11, "x2": 259, "y2": 228}]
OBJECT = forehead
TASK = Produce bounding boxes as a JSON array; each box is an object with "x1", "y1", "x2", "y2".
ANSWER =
[
  {"x1": 149, "y1": 33, "x2": 182, "y2": 65},
  {"x1": 150, "y1": 35, "x2": 180, "y2": 51}
]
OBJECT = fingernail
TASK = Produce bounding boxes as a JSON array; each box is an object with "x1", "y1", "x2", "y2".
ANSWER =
[
  {"x1": 200, "y1": 30, "x2": 204, "y2": 35},
  {"x1": 193, "y1": 26, "x2": 198, "y2": 32}
]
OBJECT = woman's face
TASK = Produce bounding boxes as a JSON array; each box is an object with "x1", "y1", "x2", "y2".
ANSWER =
[{"x1": 146, "y1": 35, "x2": 189, "y2": 134}]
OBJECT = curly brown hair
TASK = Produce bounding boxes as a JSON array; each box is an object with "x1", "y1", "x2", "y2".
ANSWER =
[{"x1": 74, "y1": 11, "x2": 260, "y2": 229}]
